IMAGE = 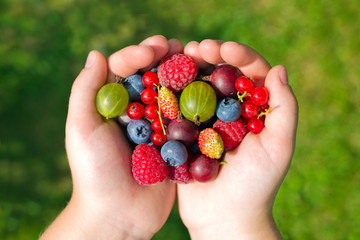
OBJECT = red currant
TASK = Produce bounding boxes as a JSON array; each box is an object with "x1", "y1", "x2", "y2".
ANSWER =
[
  {"x1": 247, "y1": 118, "x2": 264, "y2": 134},
  {"x1": 250, "y1": 87, "x2": 269, "y2": 106},
  {"x1": 235, "y1": 76, "x2": 253, "y2": 93},
  {"x1": 151, "y1": 118, "x2": 165, "y2": 132},
  {"x1": 241, "y1": 100, "x2": 259, "y2": 119},
  {"x1": 142, "y1": 71, "x2": 159, "y2": 88},
  {"x1": 141, "y1": 88, "x2": 157, "y2": 105},
  {"x1": 126, "y1": 102, "x2": 144, "y2": 120},
  {"x1": 144, "y1": 103, "x2": 159, "y2": 120},
  {"x1": 259, "y1": 102, "x2": 270, "y2": 113},
  {"x1": 151, "y1": 132, "x2": 167, "y2": 146}
]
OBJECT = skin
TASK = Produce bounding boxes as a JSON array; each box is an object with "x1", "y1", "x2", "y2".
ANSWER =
[
  {"x1": 40, "y1": 35, "x2": 298, "y2": 240},
  {"x1": 179, "y1": 40, "x2": 298, "y2": 239}
]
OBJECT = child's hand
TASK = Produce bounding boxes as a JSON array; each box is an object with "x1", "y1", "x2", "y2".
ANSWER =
[
  {"x1": 177, "y1": 40, "x2": 298, "y2": 240},
  {"x1": 41, "y1": 35, "x2": 183, "y2": 240}
]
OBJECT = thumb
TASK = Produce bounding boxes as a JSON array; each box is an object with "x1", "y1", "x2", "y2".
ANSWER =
[
  {"x1": 66, "y1": 50, "x2": 108, "y2": 134},
  {"x1": 262, "y1": 65, "x2": 298, "y2": 162}
]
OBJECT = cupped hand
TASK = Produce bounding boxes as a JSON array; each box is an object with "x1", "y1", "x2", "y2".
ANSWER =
[
  {"x1": 178, "y1": 40, "x2": 298, "y2": 239},
  {"x1": 63, "y1": 35, "x2": 183, "y2": 239}
]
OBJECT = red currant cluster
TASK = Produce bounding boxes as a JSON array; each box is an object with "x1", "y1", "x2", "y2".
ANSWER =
[
  {"x1": 126, "y1": 71, "x2": 168, "y2": 146},
  {"x1": 235, "y1": 76, "x2": 271, "y2": 134}
]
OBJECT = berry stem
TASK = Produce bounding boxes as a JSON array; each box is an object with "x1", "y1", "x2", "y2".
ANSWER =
[
  {"x1": 156, "y1": 85, "x2": 166, "y2": 135},
  {"x1": 197, "y1": 74, "x2": 211, "y2": 82},
  {"x1": 194, "y1": 115, "x2": 200, "y2": 126},
  {"x1": 115, "y1": 75, "x2": 126, "y2": 84},
  {"x1": 177, "y1": 112, "x2": 183, "y2": 120},
  {"x1": 237, "y1": 91, "x2": 248, "y2": 102},
  {"x1": 257, "y1": 106, "x2": 273, "y2": 119}
]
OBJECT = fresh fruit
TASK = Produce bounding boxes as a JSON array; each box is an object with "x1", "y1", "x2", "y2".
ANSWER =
[
  {"x1": 151, "y1": 118, "x2": 165, "y2": 132},
  {"x1": 247, "y1": 117, "x2": 264, "y2": 134},
  {"x1": 126, "y1": 102, "x2": 145, "y2": 120},
  {"x1": 235, "y1": 76, "x2": 253, "y2": 94},
  {"x1": 144, "y1": 103, "x2": 159, "y2": 120},
  {"x1": 95, "y1": 50, "x2": 273, "y2": 185},
  {"x1": 123, "y1": 74, "x2": 145, "y2": 102},
  {"x1": 198, "y1": 128, "x2": 224, "y2": 159},
  {"x1": 168, "y1": 161, "x2": 193, "y2": 184},
  {"x1": 141, "y1": 88, "x2": 157, "y2": 105},
  {"x1": 213, "y1": 118, "x2": 248, "y2": 150},
  {"x1": 132, "y1": 144, "x2": 169, "y2": 185},
  {"x1": 166, "y1": 117, "x2": 199, "y2": 147},
  {"x1": 96, "y1": 83, "x2": 129, "y2": 119},
  {"x1": 250, "y1": 87, "x2": 269, "y2": 106},
  {"x1": 241, "y1": 100, "x2": 259, "y2": 119},
  {"x1": 179, "y1": 81, "x2": 217, "y2": 124},
  {"x1": 127, "y1": 119, "x2": 153, "y2": 144},
  {"x1": 142, "y1": 71, "x2": 159, "y2": 88},
  {"x1": 158, "y1": 86, "x2": 180, "y2": 120},
  {"x1": 151, "y1": 131, "x2": 167, "y2": 146},
  {"x1": 157, "y1": 54, "x2": 198, "y2": 93},
  {"x1": 161, "y1": 140, "x2": 188, "y2": 166},
  {"x1": 189, "y1": 153, "x2": 219, "y2": 182},
  {"x1": 210, "y1": 64, "x2": 242, "y2": 98},
  {"x1": 216, "y1": 97, "x2": 242, "y2": 122},
  {"x1": 116, "y1": 111, "x2": 131, "y2": 126},
  {"x1": 259, "y1": 102, "x2": 270, "y2": 113}
]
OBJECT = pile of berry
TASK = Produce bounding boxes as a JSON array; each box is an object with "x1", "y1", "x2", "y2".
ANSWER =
[{"x1": 96, "y1": 54, "x2": 271, "y2": 185}]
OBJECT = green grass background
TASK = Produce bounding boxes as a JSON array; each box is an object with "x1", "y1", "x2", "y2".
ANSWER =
[{"x1": 1, "y1": 0, "x2": 359, "y2": 239}]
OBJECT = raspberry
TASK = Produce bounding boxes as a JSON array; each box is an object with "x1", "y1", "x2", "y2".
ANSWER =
[
  {"x1": 132, "y1": 144, "x2": 169, "y2": 185},
  {"x1": 198, "y1": 128, "x2": 224, "y2": 159},
  {"x1": 213, "y1": 118, "x2": 248, "y2": 150},
  {"x1": 157, "y1": 54, "x2": 198, "y2": 93},
  {"x1": 168, "y1": 161, "x2": 193, "y2": 184}
]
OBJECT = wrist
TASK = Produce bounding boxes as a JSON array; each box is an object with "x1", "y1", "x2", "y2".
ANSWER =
[
  {"x1": 187, "y1": 210, "x2": 282, "y2": 240},
  {"x1": 40, "y1": 195, "x2": 154, "y2": 240}
]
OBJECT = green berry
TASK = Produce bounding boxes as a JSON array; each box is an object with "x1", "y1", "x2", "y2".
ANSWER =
[
  {"x1": 96, "y1": 83, "x2": 129, "y2": 119},
  {"x1": 179, "y1": 81, "x2": 217, "y2": 124}
]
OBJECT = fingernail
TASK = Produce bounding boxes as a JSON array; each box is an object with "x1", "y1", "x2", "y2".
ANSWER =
[
  {"x1": 85, "y1": 51, "x2": 96, "y2": 68},
  {"x1": 279, "y1": 67, "x2": 288, "y2": 85}
]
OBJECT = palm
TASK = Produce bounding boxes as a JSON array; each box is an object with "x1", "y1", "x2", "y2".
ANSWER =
[
  {"x1": 65, "y1": 36, "x2": 184, "y2": 236},
  {"x1": 178, "y1": 40, "x2": 298, "y2": 231},
  {"x1": 66, "y1": 117, "x2": 175, "y2": 234},
  {"x1": 178, "y1": 128, "x2": 288, "y2": 228}
]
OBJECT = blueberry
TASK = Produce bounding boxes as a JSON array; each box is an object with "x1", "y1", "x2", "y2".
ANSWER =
[
  {"x1": 161, "y1": 141, "x2": 188, "y2": 166},
  {"x1": 127, "y1": 119, "x2": 153, "y2": 144},
  {"x1": 216, "y1": 97, "x2": 242, "y2": 122},
  {"x1": 123, "y1": 74, "x2": 145, "y2": 102},
  {"x1": 189, "y1": 141, "x2": 201, "y2": 154}
]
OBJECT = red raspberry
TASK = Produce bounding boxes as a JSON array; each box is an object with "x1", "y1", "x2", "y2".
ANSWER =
[
  {"x1": 157, "y1": 54, "x2": 198, "y2": 93},
  {"x1": 213, "y1": 118, "x2": 248, "y2": 150},
  {"x1": 132, "y1": 144, "x2": 169, "y2": 185},
  {"x1": 168, "y1": 154, "x2": 193, "y2": 184}
]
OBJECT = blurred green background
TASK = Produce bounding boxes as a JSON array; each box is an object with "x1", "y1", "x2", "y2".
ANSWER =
[{"x1": 1, "y1": 0, "x2": 359, "y2": 239}]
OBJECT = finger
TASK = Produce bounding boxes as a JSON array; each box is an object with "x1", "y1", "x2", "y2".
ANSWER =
[
  {"x1": 220, "y1": 41, "x2": 271, "y2": 85},
  {"x1": 67, "y1": 50, "x2": 108, "y2": 131},
  {"x1": 198, "y1": 39, "x2": 225, "y2": 65},
  {"x1": 107, "y1": 45, "x2": 155, "y2": 81},
  {"x1": 139, "y1": 35, "x2": 170, "y2": 71},
  {"x1": 165, "y1": 38, "x2": 184, "y2": 58},
  {"x1": 261, "y1": 65, "x2": 298, "y2": 164},
  {"x1": 184, "y1": 41, "x2": 213, "y2": 72}
]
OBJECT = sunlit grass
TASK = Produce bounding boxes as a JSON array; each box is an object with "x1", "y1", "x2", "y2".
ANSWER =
[{"x1": 1, "y1": 1, "x2": 359, "y2": 239}]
